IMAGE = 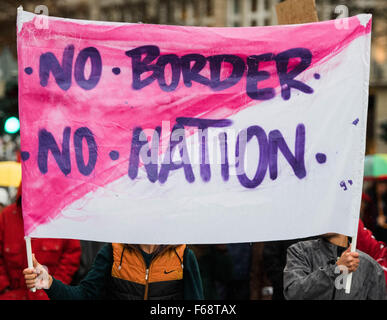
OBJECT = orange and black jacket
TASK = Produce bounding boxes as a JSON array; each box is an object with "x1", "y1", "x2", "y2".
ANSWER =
[
  {"x1": 45, "y1": 243, "x2": 204, "y2": 300},
  {"x1": 108, "y1": 244, "x2": 185, "y2": 300}
]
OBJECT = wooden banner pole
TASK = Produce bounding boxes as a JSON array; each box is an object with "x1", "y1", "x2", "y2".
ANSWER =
[{"x1": 275, "y1": 0, "x2": 319, "y2": 25}]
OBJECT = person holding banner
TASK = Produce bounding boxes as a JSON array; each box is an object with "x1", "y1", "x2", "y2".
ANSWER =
[
  {"x1": 283, "y1": 233, "x2": 386, "y2": 300},
  {"x1": 23, "y1": 243, "x2": 203, "y2": 300},
  {"x1": 0, "y1": 186, "x2": 81, "y2": 300}
]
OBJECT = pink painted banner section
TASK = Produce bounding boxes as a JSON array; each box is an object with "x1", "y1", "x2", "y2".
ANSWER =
[{"x1": 17, "y1": 13, "x2": 371, "y2": 236}]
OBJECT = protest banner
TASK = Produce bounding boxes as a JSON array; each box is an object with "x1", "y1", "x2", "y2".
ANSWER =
[{"x1": 17, "y1": 8, "x2": 371, "y2": 246}]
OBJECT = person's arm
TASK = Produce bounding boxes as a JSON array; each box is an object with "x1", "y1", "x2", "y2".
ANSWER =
[
  {"x1": 51, "y1": 239, "x2": 81, "y2": 285},
  {"x1": 283, "y1": 243, "x2": 337, "y2": 300},
  {"x1": 183, "y1": 247, "x2": 204, "y2": 300},
  {"x1": 24, "y1": 244, "x2": 113, "y2": 300}
]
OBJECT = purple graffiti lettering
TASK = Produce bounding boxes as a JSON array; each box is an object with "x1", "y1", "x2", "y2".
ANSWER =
[
  {"x1": 128, "y1": 126, "x2": 161, "y2": 183},
  {"x1": 36, "y1": 121, "x2": 311, "y2": 189},
  {"x1": 124, "y1": 45, "x2": 313, "y2": 101},
  {"x1": 74, "y1": 47, "x2": 102, "y2": 90},
  {"x1": 176, "y1": 117, "x2": 232, "y2": 182},
  {"x1": 158, "y1": 124, "x2": 195, "y2": 184},
  {"x1": 236, "y1": 125, "x2": 269, "y2": 189},
  {"x1": 39, "y1": 45, "x2": 74, "y2": 91},
  {"x1": 275, "y1": 48, "x2": 313, "y2": 100},
  {"x1": 73, "y1": 127, "x2": 98, "y2": 176},
  {"x1": 268, "y1": 124, "x2": 306, "y2": 180},
  {"x1": 38, "y1": 127, "x2": 71, "y2": 175}
]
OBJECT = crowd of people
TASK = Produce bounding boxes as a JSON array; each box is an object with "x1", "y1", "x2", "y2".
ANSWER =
[{"x1": 0, "y1": 179, "x2": 386, "y2": 300}]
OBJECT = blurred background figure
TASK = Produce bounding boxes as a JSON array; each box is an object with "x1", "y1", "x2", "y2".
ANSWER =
[
  {"x1": 374, "y1": 181, "x2": 387, "y2": 243},
  {"x1": 363, "y1": 154, "x2": 387, "y2": 243},
  {"x1": 0, "y1": 184, "x2": 81, "y2": 300},
  {"x1": 190, "y1": 244, "x2": 233, "y2": 300},
  {"x1": 360, "y1": 189, "x2": 378, "y2": 233},
  {"x1": 249, "y1": 242, "x2": 272, "y2": 300},
  {"x1": 225, "y1": 243, "x2": 252, "y2": 300}
]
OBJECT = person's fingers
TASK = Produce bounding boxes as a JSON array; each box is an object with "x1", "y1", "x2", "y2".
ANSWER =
[
  {"x1": 348, "y1": 261, "x2": 359, "y2": 272},
  {"x1": 351, "y1": 265, "x2": 359, "y2": 272},
  {"x1": 26, "y1": 279, "x2": 36, "y2": 286},
  {"x1": 23, "y1": 267, "x2": 35, "y2": 275},
  {"x1": 350, "y1": 252, "x2": 359, "y2": 258},
  {"x1": 24, "y1": 273, "x2": 37, "y2": 280},
  {"x1": 32, "y1": 254, "x2": 38, "y2": 268},
  {"x1": 339, "y1": 253, "x2": 348, "y2": 264}
]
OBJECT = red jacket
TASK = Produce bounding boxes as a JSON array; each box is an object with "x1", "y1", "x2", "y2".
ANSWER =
[
  {"x1": 357, "y1": 219, "x2": 387, "y2": 288},
  {"x1": 0, "y1": 202, "x2": 81, "y2": 300}
]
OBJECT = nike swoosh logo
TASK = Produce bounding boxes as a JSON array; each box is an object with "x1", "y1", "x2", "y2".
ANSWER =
[{"x1": 164, "y1": 270, "x2": 175, "y2": 274}]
